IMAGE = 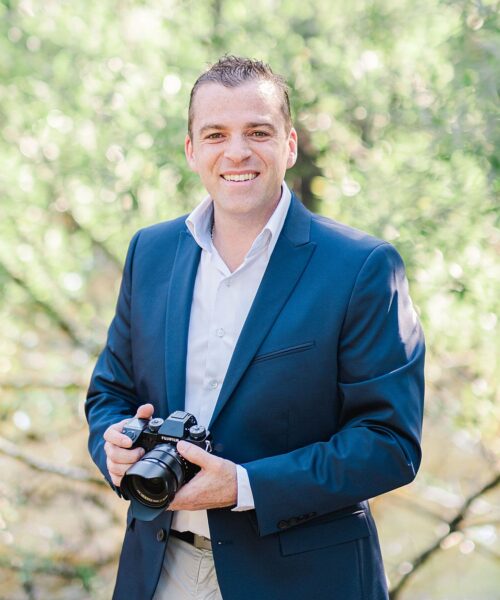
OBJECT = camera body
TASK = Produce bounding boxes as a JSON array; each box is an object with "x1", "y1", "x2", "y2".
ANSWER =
[{"x1": 120, "y1": 411, "x2": 212, "y2": 521}]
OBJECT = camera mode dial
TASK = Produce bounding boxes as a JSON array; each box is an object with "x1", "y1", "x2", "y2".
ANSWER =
[{"x1": 148, "y1": 418, "x2": 164, "y2": 433}]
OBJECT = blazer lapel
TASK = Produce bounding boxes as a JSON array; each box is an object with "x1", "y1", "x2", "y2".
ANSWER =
[
  {"x1": 209, "y1": 195, "x2": 316, "y2": 428},
  {"x1": 164, "y1": 230, "x2": 201, "y2": 416}
]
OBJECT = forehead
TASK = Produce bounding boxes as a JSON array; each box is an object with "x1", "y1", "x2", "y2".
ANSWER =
[{"x1": 190, "y1": 80, "x2": 284, "y2": 131}]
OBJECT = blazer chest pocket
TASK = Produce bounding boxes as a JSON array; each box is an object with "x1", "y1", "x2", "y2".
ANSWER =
[
  {"x1": 252, "y1": 341, "x2": 315, "y2": 364},
  {"x1": 279, "y1": 511, "x2": 370, "y2": 556}
]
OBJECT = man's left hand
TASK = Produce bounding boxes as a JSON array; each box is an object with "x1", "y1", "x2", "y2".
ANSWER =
[{"x1": 167, "y1": 441, "x2": 237, "y2": 511}]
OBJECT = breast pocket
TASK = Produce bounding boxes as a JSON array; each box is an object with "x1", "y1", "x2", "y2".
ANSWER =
[
  {"x1": 279, "y1": 510, "x2": 370, "y2": 556},
  {"x1": 252, "y1": 341, "x2": 315, "y2": 364}
]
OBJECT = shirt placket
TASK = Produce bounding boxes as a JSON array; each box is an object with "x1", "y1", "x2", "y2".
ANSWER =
[{"x1": 199, "y1": 256, "x2": 234, "y2": 426}]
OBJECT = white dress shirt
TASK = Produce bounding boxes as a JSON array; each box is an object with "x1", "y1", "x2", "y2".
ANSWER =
[{"x1": 171, "y1": 183, "x2": 292, "y2": 538}]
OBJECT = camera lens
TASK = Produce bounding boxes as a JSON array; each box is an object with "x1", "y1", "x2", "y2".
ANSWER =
[
  {"x1": 128, "y1": 475, "x2": 168, "y2": 505},
  {"x1": 145, "y1": 478, "x2": 164, "y2": 494},
  {"x1": 121, "y1": 444, "x2": 185, "y2": 509}
]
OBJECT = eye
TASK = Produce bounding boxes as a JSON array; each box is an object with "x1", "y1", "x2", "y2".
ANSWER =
[
  {"x1": 250, "y1": 131, "x2": 269, "y2": 138},
  {"x1": 205, "y1": 132, "x2": 224, "y2": 140}
]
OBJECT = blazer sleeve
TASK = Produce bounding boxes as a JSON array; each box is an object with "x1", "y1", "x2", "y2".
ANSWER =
[
  {"x1": 85, "y1": 230, "x2": 142, "y2": 495},
  {"x1": 243, "y1": 242, "x2": 425, "y2": 536}
]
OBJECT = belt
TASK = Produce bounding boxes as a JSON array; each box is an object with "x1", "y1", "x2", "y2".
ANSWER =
[{"x1": 170, "y1": 529, "x2": 212, "y2": 551}]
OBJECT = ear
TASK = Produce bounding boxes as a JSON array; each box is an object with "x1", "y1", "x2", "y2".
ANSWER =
[
  {"x1": 184, "y1": 134, "x2": 197, "y2": 172},
  {"x1": 286, "y1": 127, "x2": 298, "y2": 169}
]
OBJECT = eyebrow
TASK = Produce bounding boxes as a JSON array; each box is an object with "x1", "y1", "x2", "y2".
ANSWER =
[{"x1": 199, "y1": 122, "x2": 278, "y2": 135}]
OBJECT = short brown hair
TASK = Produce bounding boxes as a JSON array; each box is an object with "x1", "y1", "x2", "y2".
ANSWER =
[{"x1": 188, "y1": 55, "x2": 292, "y2": 137}]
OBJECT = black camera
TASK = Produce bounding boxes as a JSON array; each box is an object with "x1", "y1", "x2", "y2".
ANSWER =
[{"x1": 120, "y1": 411, "x2": 212, "y2": 521}]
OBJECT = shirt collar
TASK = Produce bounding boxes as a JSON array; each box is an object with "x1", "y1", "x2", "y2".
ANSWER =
[
  {"x1": 186, "y1": 182, "x2": 292, "y2": 257},
  {"x1": 185, "y1": 194, "x2": 214, "y2": 252}
]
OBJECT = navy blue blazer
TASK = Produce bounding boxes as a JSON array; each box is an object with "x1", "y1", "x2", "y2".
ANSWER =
[{"x1": 86, "y1": 194, "x2": 425, "y2": 600}]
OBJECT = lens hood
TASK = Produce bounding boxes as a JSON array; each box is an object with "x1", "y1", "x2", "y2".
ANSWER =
[{"x1": 120, "y1": 443, "x2": 185, "y2": 521}]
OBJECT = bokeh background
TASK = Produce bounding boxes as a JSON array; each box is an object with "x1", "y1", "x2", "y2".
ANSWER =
[{"x1": 0, "y1": 0, "x2": 499, "y2": 598}]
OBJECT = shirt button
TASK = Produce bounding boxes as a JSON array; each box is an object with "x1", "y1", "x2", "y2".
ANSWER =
[
  {"x1": 209, "y1": 380, "x2": 219, "y2": 389},
  {"x1": 224, "y1": 280, "x2": 231, "y2": 287},
  {"x1": 216, "y1": 328, "x2": 225, "y2": 338}
]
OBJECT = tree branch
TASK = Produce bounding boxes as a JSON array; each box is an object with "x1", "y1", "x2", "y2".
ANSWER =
[
  {"x1": 0, "y1": 381, "x2": 86, "y2": 391},
  {"x1": 389, "y1": 472, "x2": 500, "y2": 598},
  {"x1": 291, "y1": 124, "x2": 323, "y2": 213},
  {"x1": 385, "y1": 491, "x2": 446, "y2": 523},
  {"x1": 0, "y1": 260, "x2": 99, "y2": 356},
  {"x1": 10, "y1": 222, "x2": 93, "y2": 318},
  {"x1": 58, "y1": 209, "x2": 123, "y2": 271},
  {"x1": 473, "y1": 541, "x2": 500, "y2": 563},
  {"x1": 0, "y1": 435, "x2": 106, "y2": 487},
  {"x1": 0, "y1": 550, "x2": 116, "y2": 581}
]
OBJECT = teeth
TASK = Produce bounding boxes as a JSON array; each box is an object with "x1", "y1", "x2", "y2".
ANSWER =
[{"x1": 222, "y1": 173, "x2": 258, "y2": 182}]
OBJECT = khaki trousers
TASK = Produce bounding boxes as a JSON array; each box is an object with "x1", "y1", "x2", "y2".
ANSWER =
[{"x1": 153, "y1": 535, "x2": 223, "y2": 600}]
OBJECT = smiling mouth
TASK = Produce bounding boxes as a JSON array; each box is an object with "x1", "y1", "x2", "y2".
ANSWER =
[{"x1": 220, "y1": 173, "x2": 259, "y2": 182}]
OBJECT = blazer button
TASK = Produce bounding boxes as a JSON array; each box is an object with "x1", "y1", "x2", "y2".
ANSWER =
[
  {"x1": 156, "y1": 528, "x2": 167, "y2": 542},
  {"x1": 277, "y1": 520, "x2": 288, "y2": 530}
]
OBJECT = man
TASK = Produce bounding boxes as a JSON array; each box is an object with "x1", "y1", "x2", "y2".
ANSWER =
[{"x1": 86, "y1": 56, "x2": 425, "y2": 600}]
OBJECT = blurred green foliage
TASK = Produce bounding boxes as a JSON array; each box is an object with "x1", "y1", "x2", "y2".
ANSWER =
[{"x1": 0, "y1": 0, "x2": 498, "y2": 598}]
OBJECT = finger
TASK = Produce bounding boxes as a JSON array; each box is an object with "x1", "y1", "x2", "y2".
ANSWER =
[
  {"x1": 176, "y1": 441, "x2": 215, "y2": 468},
  {"x1": 167, "y1": 478, "x2": 201, "y2": 511},
  {"x1": 167, "y1": 464, "x2": 237, "y2": 511},
  {"x1": 103, "y1": 424, "x2": 134, "y2": 448},
  {"x1": 135, "y1": 403, "x2": 154, "y2": 419},
  {"x1": 105, "y1": 442, "x2": 145, "y2": 464},
  {"x1": 110, "y1": 473, "x2": 122, "y2": 487},
  {"x1": 107, "y1": 458, "x2": 134, "y2": 479}
]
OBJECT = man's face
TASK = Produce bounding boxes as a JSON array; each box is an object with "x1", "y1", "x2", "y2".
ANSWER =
[{"x1": 185, "y1": 80, "x2": 298, "y2": 223}]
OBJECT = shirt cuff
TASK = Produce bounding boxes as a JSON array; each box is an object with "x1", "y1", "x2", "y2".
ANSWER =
[{"x1": 232, "y1": 465, "x2": 255, "y2": 511}]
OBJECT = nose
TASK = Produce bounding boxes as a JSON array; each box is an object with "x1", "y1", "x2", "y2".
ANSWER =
[{"x1": 223, "y1": 135, "x2": 252, "y2": 163}]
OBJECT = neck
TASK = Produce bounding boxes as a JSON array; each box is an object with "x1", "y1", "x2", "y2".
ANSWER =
[{"x1": 211, "y1": 202, "x2": 279, "y2": 272}]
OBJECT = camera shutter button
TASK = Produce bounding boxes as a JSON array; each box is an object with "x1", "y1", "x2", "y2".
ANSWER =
[
  {"x1": 148, "y1": 418, "x2": 164, "y2": 433},
  {"x1": 189, "y1": 425, "x2": 206, "y2": 440}
]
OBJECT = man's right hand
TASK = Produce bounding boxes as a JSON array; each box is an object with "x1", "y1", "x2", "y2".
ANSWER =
[{"x1": 103, "y1": 403, "x2": 154, "y2": 487}]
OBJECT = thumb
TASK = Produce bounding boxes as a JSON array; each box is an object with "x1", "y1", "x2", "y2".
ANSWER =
[
  {"x1": 177, "y1": 440, "x2": 213, "y2": 468},
  {"x1": 135, "y1": 403, "x2": 154, "y2": 420}
]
